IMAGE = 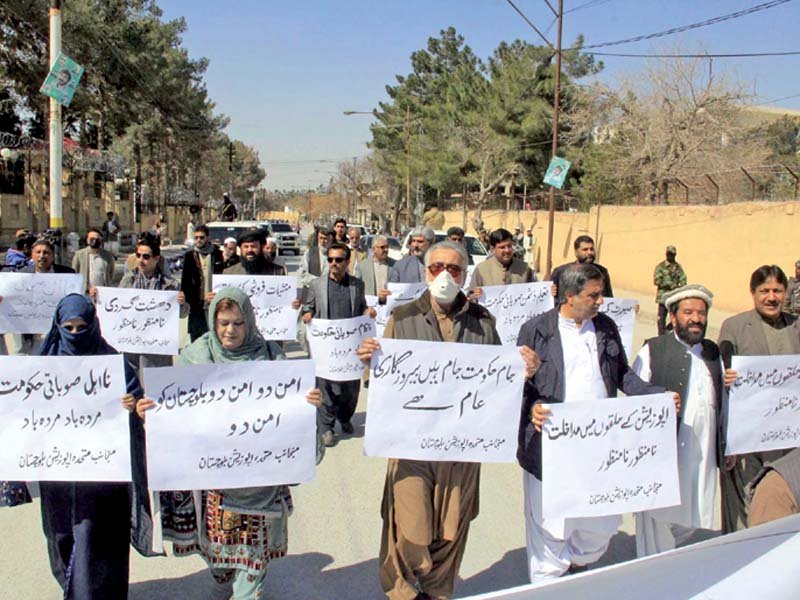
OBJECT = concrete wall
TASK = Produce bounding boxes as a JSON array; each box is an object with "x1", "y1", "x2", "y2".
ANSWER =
[{"x1": 441, "y1": 201, "x2": 800, "y2": 314}]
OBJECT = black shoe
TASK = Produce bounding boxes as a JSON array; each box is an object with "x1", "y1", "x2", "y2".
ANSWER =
[
  {"x1": 566, "y1": 563, "x2": 589, "y2": 575},
  {"x1": 340, "y1": 421, "x2": 354, "y2": 434}
]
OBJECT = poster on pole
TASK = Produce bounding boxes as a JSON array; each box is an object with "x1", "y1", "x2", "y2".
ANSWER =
[
  {"x1": 213, "y1": 275, "x2": 297, "y2": 340},
  {"x1": 0, "y1": 355, "x2": 131, "y2": 481},
  {"x1": 364, "y1": 338, "x2": 526, "y2": 462},
  {"x1": 541, "y1": 393, "x2": 680, "y2": 520},
  {"x1": 725, "y1": 354, "x2": 800, "y2": 455},
  {"x1": 0, "y1": 273, "x2": 82, "y2": 334},
  {"x1": 598, "y1": 298, "x2": 638, "y2": 360},
  {"x1": 143, "y1": 359, "x2": 317, "y2": 490},
  {"x1": 307, "y1": 316, "x2": 375, "y2": 381},
  {"x1": 39, "y1": 52, "x2": 84, "y2": 107},
  {"x1": 95, "y1": 287, "x2": 180, "y2": 355},
  {"x1": 543, "y1": 156, "x2": 571, "y2": 189},
  {"x1": 480, "y1": 282, "x2": 554, "y2": 345}
]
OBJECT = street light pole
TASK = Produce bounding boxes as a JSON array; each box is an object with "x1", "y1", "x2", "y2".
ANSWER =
[
  {"x1": 48, "y1": 0, "x2": 63, "y2": 230},
  {"x1": 545, "y1": 0, "x2": 563, "y2": 279}
]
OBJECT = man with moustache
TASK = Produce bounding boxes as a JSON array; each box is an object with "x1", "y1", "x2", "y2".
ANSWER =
[
  {"x1": 302, "y1": 242, "x2": 373, "y2": 446},
  {"x1": 718, "y1": 265, "x2": 800, "y2": 532},
  {"x1": 181, "y1": 224, "x2": 224, "y2": 341},
  {"x1": 223, "y1": 230, "x2": 286, "y2": 276},
  {"x1": 516, "y1": 263, "x2": 674, "y2": 580},
  {"x1": 632, "y1": 284, "x2": 721, "y2": 556},
  {"x1": 390, "y1": 226, "x2": 434, "y2": 284},
  {"x1": 550, "y1": 235, "x2": 613, "y2": 299},
  {"x1": 469, "y1": 228, "x2": 535, "y2": 300},
  {"x1": 221, "y1": 237, "x2": 239, "y2": 270},
  {"x1": 359, "y1": 235, "x2": 395, "y2": 303}
]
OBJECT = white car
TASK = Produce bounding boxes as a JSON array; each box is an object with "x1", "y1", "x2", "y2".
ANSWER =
[{"x1": 400, "y1": 230, "x2": 488, "y2": 264}]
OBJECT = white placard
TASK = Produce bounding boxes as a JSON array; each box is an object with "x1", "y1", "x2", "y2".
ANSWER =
[
  {"x1": 213, "y1": 275, "x2": 298, "y2": 341},
  {"x1": 726, "y1": 354, "x2": 800, "y2": 455},
  {"x1": 0, "y1": 273, "x2": 82, "y2": 334},
  {"x1": 541, "y1": 393, "x2": 680, "y2": 520},
  {"x1": 96, "y1": 287, "x2": 180, "y2": 355},
  {"x1": 480, "y1": 282, "x2": 554, "y2": 345},
  {"x1": 374, "y1": 303, "x2": 392, "y2": 338},
  {"x1": 464, "y1": 265, "x2": 476, "y2": 289},
  {"x1": 0, "y1": 355, "x2": 131, "y2": 481},
  {"x1": 143, "y1": 359, "x2": 317, "y2": 490},
  {"x1": 364, "y1": 338, "x2": 526, "y2": 462},
  {"x1": 365, "y1": 294, "x2": 379, "y2": 308},
  {"x1": 307, "y1": 316, "x2": 375, "y2": 381},
  {"x1": 598, "y1": 298, "x2": 637, "y2": 359},
  {"x1": 386, "y1": 282, "x2": 426, "y2": 311}
]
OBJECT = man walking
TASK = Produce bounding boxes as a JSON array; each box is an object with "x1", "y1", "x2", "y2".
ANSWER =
[
  {"x1": 516, "y1": 264, "x2": 670, "y2": 580},
  {"x1": 359, "y1": 235, "x2": 395, "y2": 303},
  {"x1": 302, "y1": 242, "x2": 373, "y2": 446},
  {"x1": 653, "y1": 245, "x2": 687, "y2": 335},
  {"x1": 347, "y1": 226, "x2": 368, "y2": 277},
  {"x1": 358, "y1": 240, "x2": 537, "y2": 599},
  {"x1": 390, "y1": 226, "x2": 434, "y2": 283},
  {"x1": 101, "y1": 211, "x2": 120, "y2": 256},
  {"x1": 633, "y1": 284, "x2": 720, "y2": 556},
  {"x1": 223, "y1": 230, "x2": 286, "y2": 276},
  {"x1": 718, "y1": 265, "x2": 800, "y2": 532},
  {"x1": 72, "y1": 228, "x2": 115, "y2": 295},
  {"x1": 181, "y1": 224, "x2": 224, "y2": 342},
  {"x1": 551, "y1": 235, "x2": 613, "y2": 299},
  {"x1": 469, "y1": 228, "x2": 535, "y2": 299}
]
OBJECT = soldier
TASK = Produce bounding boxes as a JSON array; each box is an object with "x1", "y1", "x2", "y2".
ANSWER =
[
  {"x1": 654, "y1": 245, "x2": 687, "y2": 335},
  {"x1": 783, "y1": 259, "x2": 800, "y2": 315}
]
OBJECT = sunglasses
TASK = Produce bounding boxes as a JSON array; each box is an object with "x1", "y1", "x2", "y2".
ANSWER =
[
  {"x1": 135, "y1": 252, "x2": 153, "y2": 260},
  {"x1": 427, "y1": 262, "x2": 463, "y2": 277},
  {"x1": 327, "y1": 256, "x2": 347, "y2": 264}
]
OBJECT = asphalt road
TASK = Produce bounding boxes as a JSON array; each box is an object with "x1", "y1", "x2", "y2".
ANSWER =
[{"x1": 0, "y1": 251, "x2": 721, "y2": 600}]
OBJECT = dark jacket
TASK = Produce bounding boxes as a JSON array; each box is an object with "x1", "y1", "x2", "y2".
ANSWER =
[
  {"x1": 516, "y1": 308, "x2": 663, "y2": 479},
  {"x1": 389, "y1": 254, "x2": 425, "y2": 283},
  {"x1": 302, "y1": 273, "x2": 367, "y2": 319},
  {"x1": 181, "y1": 246, "x2": 224, "y2": 312},
  {"x1": 223, "y1": 260, "x2": 287, "y2": 276}
]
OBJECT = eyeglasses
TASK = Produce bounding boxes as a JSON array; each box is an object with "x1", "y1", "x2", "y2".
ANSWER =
[
  {"x1": 135, "y1": 252, "x2": 153, "y2": 260},
  {"x1": 194, "y1": 235, "x2": 207, "y2": 240},
  {"x1": 327, "y1": 256, "x2": 346, "y2": 264},
  {"x1": 427, "y1": 262, "x2": 463, "y2": 277},
  {"x1": 62, "y1": 324, "x2": 87, "y2": 333}
]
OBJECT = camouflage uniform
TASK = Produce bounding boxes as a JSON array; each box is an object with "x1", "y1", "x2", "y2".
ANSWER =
[{"x1": 654, "y1": 260, "x2": 687, "y2": 335}]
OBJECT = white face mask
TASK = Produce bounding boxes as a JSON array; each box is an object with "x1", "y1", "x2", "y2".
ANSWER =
[{"x1": 428, "y1": 270, "x2": 461, "y2": 304}]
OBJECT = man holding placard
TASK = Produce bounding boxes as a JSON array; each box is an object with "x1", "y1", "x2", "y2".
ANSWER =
[
  {"x1": 516, "y1": 263, "x2": 671, "y2": 580},
  {"x1": 718, "y1": 265, "x2": 800, "y2": 533},
  {"x1": 302, "y1": 242, "x2": 373, "y2": 447},
  {"x1": 359, "y1": 240, "x2": 538, "y2": 600},
  {"x1": 632, "y1": 284, "x2": 722, "y2": 556}
]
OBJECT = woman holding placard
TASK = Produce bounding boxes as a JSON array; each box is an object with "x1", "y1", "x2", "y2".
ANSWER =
[
  {"x1": 137, "y1": 287, "x2": 323, "y2": 600},
  {"x1": 31, "y1": 294, "x2": 152, "y2": 599}
]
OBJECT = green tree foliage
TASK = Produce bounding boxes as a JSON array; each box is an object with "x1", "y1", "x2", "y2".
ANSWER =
[
  {"x1": 0, "y1": 0, "x2": 263, "y2": 209},
  {"x1": 369, "y1": 28, "x2": 601, "y2": 207}
]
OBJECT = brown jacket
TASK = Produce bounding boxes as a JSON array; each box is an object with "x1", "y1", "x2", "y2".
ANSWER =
[{"x1": 469, "y1": 256, "x2": 534, "y2": 289}]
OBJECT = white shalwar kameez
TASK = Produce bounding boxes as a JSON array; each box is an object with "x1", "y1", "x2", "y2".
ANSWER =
[
  {"x1": 632, "y1": 334, "x2": 718, "y2": 557},
  {"x1": 524, "y1": 316, "x2": 622, "y2": 581}
]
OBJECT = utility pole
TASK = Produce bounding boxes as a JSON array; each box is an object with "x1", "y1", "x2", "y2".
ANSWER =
[
  {"x1": 48, "y1": 0, "x2": 63, "y2": 231},
  {"x1": 545, "y1": 0, "x2": 563, "y2": 279},
  {"x1": 228, "y1": 141, "x2": 234, "y2": 200},
  {"x1": 405, "y1": 106, "x2": 412, "y2": 228}
]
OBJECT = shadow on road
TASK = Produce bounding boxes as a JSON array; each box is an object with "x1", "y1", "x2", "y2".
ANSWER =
[
  {"x1": 266, "y1": 552, "x2": 383, "y2": 599},
  {"x1": 129, "y1": 569, "x2": 212, "y2": 599},
  {"x1": 456, "y1": 546, "x2": 529, "y2": 597}
]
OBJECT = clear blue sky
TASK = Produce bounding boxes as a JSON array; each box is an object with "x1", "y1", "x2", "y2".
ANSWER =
[{"x1": 158, "y1": 0, "x2": 800, "y2": 190}]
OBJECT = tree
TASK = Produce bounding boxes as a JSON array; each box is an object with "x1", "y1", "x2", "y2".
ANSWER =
[{"x1": 566, "y1": 56, "x2": 770, "y2": 204}]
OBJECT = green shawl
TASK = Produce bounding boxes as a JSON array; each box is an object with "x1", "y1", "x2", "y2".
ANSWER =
[{"x1": 177, "y1": 286, "x2": 284, "y2": 365}]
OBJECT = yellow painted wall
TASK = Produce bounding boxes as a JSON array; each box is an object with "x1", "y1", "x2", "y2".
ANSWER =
[{"x1": 441, "y1": 201, "x2": 800, "y2": 313}]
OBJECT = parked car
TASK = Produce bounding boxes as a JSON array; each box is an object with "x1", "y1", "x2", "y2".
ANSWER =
[
  {"x1": 400, "y1": 230, "x2": 488, "y2": 264},
  {"x1": 205, "y1": 221, "x2": 268, "y2": 246},
  {"x1": 263, "y1": 221, "x2": 300, "y2": 255}
]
